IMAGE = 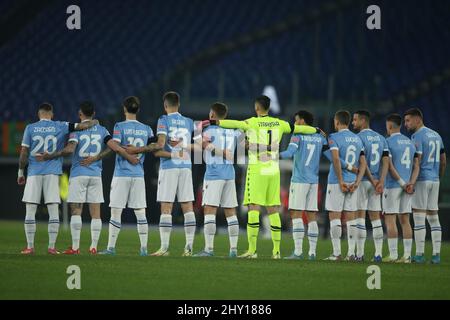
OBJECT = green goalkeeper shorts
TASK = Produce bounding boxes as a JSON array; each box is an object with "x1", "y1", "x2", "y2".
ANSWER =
[{"x1": 243, "y1": 163, "x2": 281, "y2": 207}]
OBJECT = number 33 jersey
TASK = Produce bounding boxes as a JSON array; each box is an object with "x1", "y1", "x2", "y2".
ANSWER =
[
  {"x1": 112, "y1": 120, "x2": 154, "y2": 177},
  {"x1": 69, "y1": 123, "x2": 112, "y2": 178},
  {"x1": 21, "y1": 119, "x2": 72, "y2": 176},
  {"x1": 156, "y1": 112, "x2": 194, "y2": 170}
]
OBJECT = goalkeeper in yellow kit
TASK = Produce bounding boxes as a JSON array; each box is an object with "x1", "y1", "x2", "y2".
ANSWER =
[{"x1": 202, "y1": 95, "x2": 319, "y2": 258}]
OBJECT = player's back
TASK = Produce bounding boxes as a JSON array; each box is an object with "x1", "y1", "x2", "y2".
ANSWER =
[
  {"x1": 291, "y1": 133, "x2": 327, "y2": 183},
  {"x1": 412, "y1": 126, "x2": 444, "y2": 182},
  {"x1": 203, "y1": 125, "x2": 237, "y2": 181},
  {"x1": 22, "y1": 119, "x2": 70, "y2": 176},
  {"x1": 157, "y1": 112, "x2": 194, "y2": 170},
  {"x1": 113, "y1": 120, "x2": 153, "y2": 177},
  {"x1": 358, "y1": 129, "x2": 388, "y2": 180},
  {"x1": 386, "y1": 133, "x2": 416, "y2": 189},
  {"x1": 70, "y1": 124, "x2": 110, "y2": 177},
  {"x1": 328, "y1": 129, "x2": 363, "y2": 184},
  {"x1": 246, "y1": 116, "x2": 290, "y2": 166}
]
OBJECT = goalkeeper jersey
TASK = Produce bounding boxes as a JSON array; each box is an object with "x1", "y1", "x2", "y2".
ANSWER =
[{"x1": 219, "y1": 115, "x2": 316, "y2": 169}]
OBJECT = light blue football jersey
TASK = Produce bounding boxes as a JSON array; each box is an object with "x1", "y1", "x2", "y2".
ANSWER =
[
  {"x1": 358, "y1": 129, "x2": 389, "y2": 181},
  {"x1": 156, "y1": 112, "x2": 194, "y2": 170},
  {"x1": 21, "y1": 119, "x2": 71, "y2": 176},
  {"x1": 386, "y1": 133, "x2": 416, "y2": 189},
  {"x1": 280, "y1": 133, "x2": 327, "y2": 183},
  {"x1": 112, "y1": 120, "x2": 154, "y2": 177},
  {"x1": 411, "y1": 126, "x2": 444, "y2": 182},
  {"x1": 203, "y1": 125, "x2": 239, "y2": 181},
  {"x1": 327, "y1": 129, "x2": 364, "y2": 184},
  {"x1": 68, "y1": 124, "x2": 111, "y2": 178}
]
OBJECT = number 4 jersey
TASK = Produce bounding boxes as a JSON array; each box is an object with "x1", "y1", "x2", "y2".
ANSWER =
[
  {"x1": 68, "y1": 123, "x2": 112, "y2": 178},
  {"x1": 112, "y1": 120, "x2": 154, "y2": 177},
  {"x1": 21, "y1": 119, "x2": 73, "y2": 176}
]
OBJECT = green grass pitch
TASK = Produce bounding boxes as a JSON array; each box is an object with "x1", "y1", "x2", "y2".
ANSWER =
[{"x1": 0, "y1": 220, "x2": 449, "y2": 299}]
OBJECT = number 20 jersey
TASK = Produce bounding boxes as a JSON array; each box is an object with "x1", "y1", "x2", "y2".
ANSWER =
[
  {"x1": 21, "y1": 119, "x2": 71, "y2": 176},
  {"x1": 112, "y1": 120, "x2": 154, "y2": 177},
  {"x1": 68, "y1": 124, "x2": 111, "y2": 178}
]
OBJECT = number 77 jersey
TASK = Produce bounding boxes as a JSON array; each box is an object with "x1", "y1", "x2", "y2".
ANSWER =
[{"x1": 112, "y1": 120, "x2": 154, "y2": 177}]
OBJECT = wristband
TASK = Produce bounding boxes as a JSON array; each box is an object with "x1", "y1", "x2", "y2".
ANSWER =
[
  {"x1": 346, "y1": 164, "x2": 353, "y2": 171},
  {"x1": 397, "y1": 178, "x2": 406, "y2": 187},
  {"x1": 18, "y1": 169, "x2": 24, "y2": 178}
]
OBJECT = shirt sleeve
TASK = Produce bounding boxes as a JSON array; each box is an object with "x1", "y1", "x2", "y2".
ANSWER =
[
  {"x1": 328, "y1": 135, "x2": 338, "y2": 151},
  {"x1": 148, "y1": 126, "x2": 154, "y2": 139},
  {"x1": 280, "y1": 120, "x2": 292, "y2": 134},
  {"x1": 293, "y1": 125, "x2": 317, "y2": 135},
  {"x1": 59, "y1": 121, "x2": 71, "y2": 134},
  {"x1": 21, "y1": 125, "x2": 31, "y2": 148},
  {"x1": 412, "y1": 134, "x2": 423, "y2": 155},
  {"x1": 219, "y1": 119, "x2": 249, "y2": 131},
  {"x1": 156, "y1": 116, "x2": 168, "y2": 136},
  {"x1": 112, "y1": 124, "x2": 122, "y2": 143},
  {"x1": 68, "y1": 131, "x2": 79, "y2": 144}
]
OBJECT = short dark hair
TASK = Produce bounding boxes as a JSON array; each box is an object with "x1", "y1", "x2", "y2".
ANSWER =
[
  {"x1": 210, "y1": 102, "x2": 228, "y2": 119},
  {"x1": 80, "y1": 101, "x2": 95, "y2": 117},
  {"x1": 163, "y1": 91, "x2": 180, "y2": 107},
  {"x1": 335, "y1": 110, "x2": 351, "y2": 126},
  {"x1": 255, "y1": 95, "x2": 271, "y2": 111},
  {"x1": 123, "y1": 96, "x2": 140, "y2": 114},
  {"x1": 295, "y1": 110, "x2": 314, "y2": 126},
  {"x1": 386, "y1": 113, "x2": 402, "y2": 127},
  {"x1": 404, "y1": 107, "x2": 423, "y2": 119},
  {"x1": 38, "y1": 103, "x2": 53, "y2": 112},
  {"x1": 354, "y1": 110, "x2": 371, "y2": 123}
]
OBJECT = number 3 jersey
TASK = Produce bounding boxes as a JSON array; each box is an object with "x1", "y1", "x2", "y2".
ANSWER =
[
  {"x1": 327, "y1": 129, "x2": 364, "y2": 184},
  {"x1": 68, "y1": 124, "x2": 112, "y2": 178},
  {"x1": 112, "y1": 120, "x2": 154, "y2": 177},
  {"x1": 411, "y1": 126, "x2": 445, "y2": 182},
  {"x1": 21, "y1": 119, "x2": 73, "y2": 176},
  {"x1": 156, "y1": 112, "x2": 194, "y2": 170}
]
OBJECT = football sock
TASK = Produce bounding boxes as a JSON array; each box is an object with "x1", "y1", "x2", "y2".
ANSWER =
[
  {"x1": 307, "y1": 221, "x2": 319, "y2": 256},
  {"x1": 90, "y1": 218, "x2": 102, "y2": 250},
  {"x1": 356, "y1": 217, "x2": 367, "y2": 258},
  {"x1": 159, "y1": 214, "x2": 172, "y2": 251},
  {"x1": 226, "y1": 215, "x2": 239, "y2": 252},
  {"x1": 135, "y1": 209, "x2": 148, "y2": 250},
  {"x1": 184, "y1": 211, "x2": 196, "y2": 250},
  {"x1": 413, "y1": 212, "x2": 426, "y2": 255},
  {"x1": 247, "y1": 210, "x2": 260, "y2": 254},
  {"x1": 292, "y1": 218, "x2": 304, "y2": 256},
  {"x1": 24, "y1": 203, "x2": 37, "y2": 249},
  {"x1": 427, "y1": 214, "x2": 441, "y2": 255},
  {"x1": 47, "y1": 203, "x2": 60, "y2": 249},
  {"x1": 388, "y1": 238, "x2": 398, "y2": 259},
  {"x1": 346, "y1": 220, "x2": 357, "y2": 257},
  {"x1": 371, "y1": 219, "x2": 384, "y2": 257},
  {"x1": 269, "y1": 213, "x2": 282, "y2": 255},
  {"x1": 70, "y1": 215, "x2": 82, "y2": 250},
  {"x1": 204, "y1": 214, "x2": 216, "y2": 253},
  {"x1": 330, "y1": 219, "x2": 342, "y2": 256},
  {"x1": 403, "y1": 238, "x2": 412, "y2": 258},
  {"x1": 107, "y1": 208, "x2": 122, "y2": 249}
]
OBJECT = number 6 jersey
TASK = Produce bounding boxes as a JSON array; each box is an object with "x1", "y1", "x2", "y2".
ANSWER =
[{"x1": 112, "y1": 120, "x2": 154, "y2": 177}]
